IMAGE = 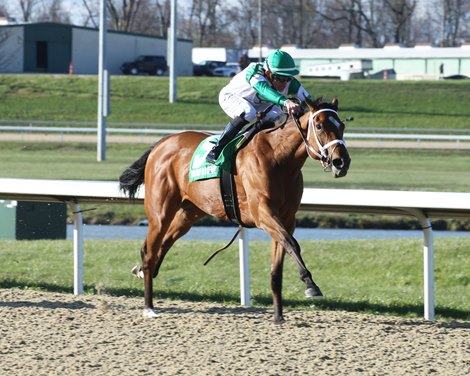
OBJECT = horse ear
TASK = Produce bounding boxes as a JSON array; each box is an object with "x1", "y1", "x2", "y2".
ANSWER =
[
  {"x1": 331, "y1": 96, "x2": 339, "y2": 108},
  {"x1": 306, "y1": 96, "x2": 323, "y2": 111},
  {"x1": 305, "y1": 96, "x2": 315, "y2": 111}
]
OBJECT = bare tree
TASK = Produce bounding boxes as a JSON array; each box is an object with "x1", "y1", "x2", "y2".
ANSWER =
[
  {"x1": 107, "y1": 0, "x2": 144, "y2": 32},
  {"x1": 36, "y1": 0, "x2": 71, "y2": 23},
  {"x1": 154, "y1": 0, "x2": 171, "y2": 37},
  {"x1": 318, "y1": 0, "x2": 388, "y2": 47},
  {"x1": 6, "y1": 0, "x2": 469, "y2": 49},
  {"x1": 19, "y1": 0, "x2": 42, "y2": 22},
  {"x1": 184, "y1": 0, "x2": 221, "y2": 47},
  {"x1": 384, "y1": 0, "x2": 417, "y2": 45},
  {"x1": 80, "y1": 0, "x2": 99, "y2": 28},
  {"x1": 226, "y1": 0, "x2": 259, "y2": 48},
  {"x1": 259, "y1": 0, "x2": 322, "y2": 48},
  {"x1": 439, "y1": 0, "x2": 468, "y2": 46},
  {"x1": 130, "y1": 0, "x2": 171, "y2": 37}
]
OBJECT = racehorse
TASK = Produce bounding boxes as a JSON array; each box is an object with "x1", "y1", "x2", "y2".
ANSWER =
[{"x1": 119, "y1": 97, "x2": 351, "y2": 323}]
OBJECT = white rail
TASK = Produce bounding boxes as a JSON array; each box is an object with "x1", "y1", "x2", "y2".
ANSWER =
[
  {"x1": 1, "y1": 178, "x2": 470, "y2": 320},
  {"x1": 1, "y1": 125, "x2": 470, "y2": 142}
]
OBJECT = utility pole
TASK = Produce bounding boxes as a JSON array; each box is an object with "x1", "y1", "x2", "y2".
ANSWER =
[
  {"x1": 97, "y1": 0, "x2": 108, "y2": 161},
  {"x1": 169, "y1": 0, "x2": 177, "y2": 103},
  {"x1": 258, "y1": 0, "x2": 262, "y2": 62}
]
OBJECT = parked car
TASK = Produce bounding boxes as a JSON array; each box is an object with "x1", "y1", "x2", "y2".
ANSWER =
[
  {"x1": 121, "y1": 55, "x2": 168, "y2": 76},
  {"x1": 213, "y1": 63, "x2": 241, "y2": 77},
  {"x1": 193, "y1": 60, "x2": 226, "y2": 76}
]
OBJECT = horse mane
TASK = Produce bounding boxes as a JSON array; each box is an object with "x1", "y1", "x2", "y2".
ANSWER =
[
  {"x1": 310, "y1": 96, "x2": 338, "y2": 111},
  {"x1": 268, "y1": 96, "x2": 336, "y2": 132}
]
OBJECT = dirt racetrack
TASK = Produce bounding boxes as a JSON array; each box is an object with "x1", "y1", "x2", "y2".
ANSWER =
[{"x1": 1, "y1": 289, "x2": 469, "y2": 376}]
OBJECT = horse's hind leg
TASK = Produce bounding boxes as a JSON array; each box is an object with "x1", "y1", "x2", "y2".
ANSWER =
[
  {"x1": 133, "y1": 201, "x2": 206, "y2": 278},
  {"x1": 151, "y1": 201, "x2": 205, "y2": 278},
  {"x1": 141, "y1": 201, "x2": 205, "y2": 318}
]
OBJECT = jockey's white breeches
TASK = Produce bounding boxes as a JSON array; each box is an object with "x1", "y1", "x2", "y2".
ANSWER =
[{"x1": 219, "y1": 88, "x2": 283, "y2": 122}]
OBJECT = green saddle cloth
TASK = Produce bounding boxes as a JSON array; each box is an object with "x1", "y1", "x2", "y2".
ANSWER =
[{"x1": 189, "y1": 134, "x2": 244, "y2": 182}]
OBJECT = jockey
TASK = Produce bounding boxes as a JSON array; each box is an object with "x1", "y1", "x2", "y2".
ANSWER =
[{"x1": 206, "y1": 49, "x2": 313, "y2": 164}]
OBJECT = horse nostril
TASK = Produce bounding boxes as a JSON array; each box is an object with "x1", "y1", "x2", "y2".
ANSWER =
[{"x1": 332, "y1": 158, "x2": 344, "y2": 169}]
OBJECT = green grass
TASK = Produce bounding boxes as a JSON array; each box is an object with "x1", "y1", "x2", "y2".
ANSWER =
[
  {"x1": 1, "y1": 141, "x2": 469, "y2": 225},
  {"x1": 1, "y1": 142, "x2": 469, "y2": 191},
  {"x1": 1, "y1": 75, "x2": 470, "y2": 129},
  {"x1": 1, "y1": 237, "x2": 468, "y2": 321}
]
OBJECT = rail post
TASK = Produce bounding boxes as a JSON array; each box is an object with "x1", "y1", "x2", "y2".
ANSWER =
[
  {"x1": 69, "y1": 202, "x2": 84, "y2": 295},
  {"x1": 239, "y1": 228, "x2": 251, "y2": 306}
]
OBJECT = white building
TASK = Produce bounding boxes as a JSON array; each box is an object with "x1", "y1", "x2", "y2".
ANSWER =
[{"x1": 248, "y1": 44, "x2": 470, "y2": 80}]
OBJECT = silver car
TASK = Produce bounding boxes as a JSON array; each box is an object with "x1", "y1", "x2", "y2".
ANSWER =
[{"x1": 212, "y1": 63, "x2": 241, "y2": 77}]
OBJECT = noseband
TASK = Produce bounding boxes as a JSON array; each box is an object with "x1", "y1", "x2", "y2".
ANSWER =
[{"x1": 293, "y1": 108, "x2": 346, "y2": 169}]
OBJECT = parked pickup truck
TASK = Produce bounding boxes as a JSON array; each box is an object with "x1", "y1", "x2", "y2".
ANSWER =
[{"x1": 121, "y1": 55, "x2": 168, "y2": 76}]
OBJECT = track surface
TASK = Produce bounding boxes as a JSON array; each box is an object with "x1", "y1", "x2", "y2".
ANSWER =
[{"x1": 1, "y1": 289, "x2": 469, "y2": 375}]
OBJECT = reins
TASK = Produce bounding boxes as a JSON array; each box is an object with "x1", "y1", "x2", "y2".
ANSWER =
[
  {"x1": 203, "y1": 226, "x2": 241, "y2": 265},
  {"x1": 293, "y1": 108, "x2": 346, "y2": 170}
]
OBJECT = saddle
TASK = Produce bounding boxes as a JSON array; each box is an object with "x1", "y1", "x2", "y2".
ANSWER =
[{"x1": 189, "y1": 119, "x2": 275, "y2": 226}]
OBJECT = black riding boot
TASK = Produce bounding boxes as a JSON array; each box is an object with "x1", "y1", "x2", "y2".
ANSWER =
[{"x1": 206, "y1": 115, "x2": 249, "y2": 164}]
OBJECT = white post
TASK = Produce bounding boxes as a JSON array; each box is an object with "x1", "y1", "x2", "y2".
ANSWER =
[
  {"x1": 70, "y1": 203, "x2": 84, "y2": 295},
  {"x1": 421, "y1": 218, "x2": 435, "y2": 320},
  {"x1": 402, "y1": 208, "x2": 435, "y2": 320},
  {"x1": 239, "y1": 228, "x2": 251, "y2": 306}
]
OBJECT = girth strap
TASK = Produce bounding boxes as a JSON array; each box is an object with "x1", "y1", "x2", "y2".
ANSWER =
[{"x1": 220, "y1": 169, "x2": 243, "y2": 226}]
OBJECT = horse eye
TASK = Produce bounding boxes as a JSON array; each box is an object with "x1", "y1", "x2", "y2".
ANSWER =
[{"x1": 316, "y1": 123, "x2": 322, "y2": 130}]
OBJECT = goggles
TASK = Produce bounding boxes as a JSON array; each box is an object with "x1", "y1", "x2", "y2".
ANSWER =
[{"x1": 272, "y1": 74, "x2": 291, "y2": 83}]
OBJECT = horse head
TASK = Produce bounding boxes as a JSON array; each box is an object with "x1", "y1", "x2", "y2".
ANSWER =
[{"x1": 303, "y1": 97, "x2": 351, "y2": 178}]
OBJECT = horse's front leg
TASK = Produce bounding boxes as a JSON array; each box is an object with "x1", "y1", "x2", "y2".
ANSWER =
[
  {"x1": 288, "y1": 235, "x2": 323, "y2": 299},
  {"x1": 271, "y1": 241, "x2": 286, "y2": 324},
  {"x1": 260, "y1": 214, "x2": 323, "y2": 311}
]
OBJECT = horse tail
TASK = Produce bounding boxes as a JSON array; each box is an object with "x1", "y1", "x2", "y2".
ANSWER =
[{"x1": 119, "y1": 144, "x2": 155, "y2": 199}]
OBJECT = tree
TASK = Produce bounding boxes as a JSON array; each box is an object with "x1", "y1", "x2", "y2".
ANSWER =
[
  {"x1": 107, "y1": 0, "x2": 144, "y2": 32},
  {"x1": 185, "y1": 0, "x2": 221, "y2": 47},
  {"x1": 260, "y1": 0, "x2": 323, "y2": 48},
  {"x1": 318, "y1": 0, "x2": 387, "y2": 47},
  {"x1": 5, "y1": 0, "x2": 470, "y2": 49},
  {"x1": 19, "y1": 0, "x2": 41, "y2": 22},
  {"x1": 36, "y1": 0, "x2": 71, "y2": 23},
  {"x1": 439, "y1": 0, "x2": 468, "y2": 47},
  {"x1": 384, "y1": 0, "x2": 417, "y2": 45},
  {"x1": 80, "y1": 0, "x2": 99, "y2": 28}
]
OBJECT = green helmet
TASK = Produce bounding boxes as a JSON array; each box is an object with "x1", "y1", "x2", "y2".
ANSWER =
[{"x1": 264, "y1": 49, "x2": 299, "y2": 76}]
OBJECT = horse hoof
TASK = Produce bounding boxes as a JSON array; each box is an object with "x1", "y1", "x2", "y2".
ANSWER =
[
  {"x1": 305, "y1": 287, "x2": 323, "y2": 298},
  {"x1": 143, "y1": 308, "x2": 158, "y2": 318},
  {"x1": 131, "y1": 265, "x2": 144, "y2": 279}
]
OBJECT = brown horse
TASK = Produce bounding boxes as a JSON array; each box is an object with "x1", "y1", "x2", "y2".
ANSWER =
[{"x1": 119, "y1": 97, "x2": 351, "y2": 323}]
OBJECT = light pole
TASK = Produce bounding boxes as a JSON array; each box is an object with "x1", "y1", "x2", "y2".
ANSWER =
[
  {"x1": 97, "y1": 0, "x2": 108, "y2": 161},
  {"x1": 169, "y1": 0, "x2": 177, "y2": 103},
  {"x1": 258, "y1": 0, "x2": 262, "y2": 62}
]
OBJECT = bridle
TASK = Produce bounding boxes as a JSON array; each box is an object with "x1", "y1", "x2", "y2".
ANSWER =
[{"x1": 293, "y1": 108, "x2": 346, "y2": 170}]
